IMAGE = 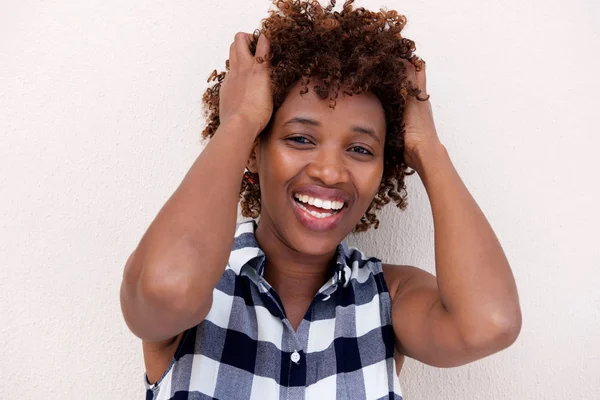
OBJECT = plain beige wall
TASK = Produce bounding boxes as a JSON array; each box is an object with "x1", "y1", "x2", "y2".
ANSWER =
[{"x1": 1, "y1": 0, "x2": 599, "y2": 399}]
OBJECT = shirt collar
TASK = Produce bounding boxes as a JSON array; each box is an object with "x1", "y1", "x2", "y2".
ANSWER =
[{"x1": 228, "y1": 220, "x2": 350, "y2": 287}]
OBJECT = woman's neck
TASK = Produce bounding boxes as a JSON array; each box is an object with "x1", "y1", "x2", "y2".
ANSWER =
[{"x1": 255, "y1": 220, "x2": 337, "y2": 301}]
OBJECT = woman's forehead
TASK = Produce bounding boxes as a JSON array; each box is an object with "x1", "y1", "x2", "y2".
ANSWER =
[{"x1": 273, "y1": 79, "x2": 386, "y2": 134}]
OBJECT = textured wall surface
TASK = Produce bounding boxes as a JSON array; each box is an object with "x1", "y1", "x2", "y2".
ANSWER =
[{"x1": 1, "y1": 0, "x2": 599, "y2": 399}]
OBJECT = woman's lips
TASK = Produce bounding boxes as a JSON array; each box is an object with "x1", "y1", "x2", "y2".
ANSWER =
[{"x1": 291, "y1": 196, "x2": 347, "y2": 232}]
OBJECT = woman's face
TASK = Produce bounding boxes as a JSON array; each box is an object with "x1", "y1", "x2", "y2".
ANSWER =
[{"x1": 251, "y1": 78, "x2": 386, "y2": 256}]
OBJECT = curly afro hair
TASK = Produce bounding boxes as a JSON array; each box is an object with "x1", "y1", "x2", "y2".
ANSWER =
[{"x1": 201, "y1": 0, "x2": 429, "y2": 232}]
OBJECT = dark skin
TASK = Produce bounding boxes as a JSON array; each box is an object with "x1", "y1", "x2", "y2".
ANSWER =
[
  {"x1": 125, "y1": 32, "x2": 521, "y2": 384},
  {"x1": 142, "y1": 82, "x2": 404, "y2": 382},
  {"x1": 250, "y1": 78, "x2": 386, "y2": 328}
]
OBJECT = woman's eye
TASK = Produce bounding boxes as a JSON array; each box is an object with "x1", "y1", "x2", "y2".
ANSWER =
[
  {"x1": 287, "y1": 136, "x2": 312, "y2": 145},
  {"x1": 349, "y1": 146, "x2": 372, "y2": 155}
]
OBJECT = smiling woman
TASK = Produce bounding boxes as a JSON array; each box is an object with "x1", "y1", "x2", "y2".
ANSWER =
[
  {"x1": 203, "y1": 0, "x2": 425, "y2": 233},
  {"x1": 248, "y1": 78, "x2": 387, "y2": 255},
  {"x1": 119, "y1": 1, "x2": 521, "y2": 399}
]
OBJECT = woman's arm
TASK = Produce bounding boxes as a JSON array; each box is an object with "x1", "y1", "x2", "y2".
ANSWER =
[
  {"x1": 388, "y1": 143, "x2": 521, "y2": 367},
  {"x1": 120, "y1": 117, "x2": 260, "y2": 342},
  {"x1": 120, "y1": 32, "x2": 273, "y2": 342},
  {"x1": 387, "y1": 60, "x2": 521, "y2": 367}
]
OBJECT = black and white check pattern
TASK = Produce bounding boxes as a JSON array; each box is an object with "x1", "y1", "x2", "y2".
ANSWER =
[{"x1": 145, "y1": 220, "x2": 403, "y2": 399}]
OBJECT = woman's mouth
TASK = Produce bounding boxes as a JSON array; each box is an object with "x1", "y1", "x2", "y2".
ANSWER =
[
  {"x1": 293, "y1": 193, "x2": 344, "y2": 217},
  {"x1": 291, "y1": 192, "x2": 347, "y2": 231}
]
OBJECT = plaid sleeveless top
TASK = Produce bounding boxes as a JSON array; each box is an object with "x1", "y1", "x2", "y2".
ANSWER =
[{"x1": 144, "y1": 220, "x2": 403, "y2": 399}]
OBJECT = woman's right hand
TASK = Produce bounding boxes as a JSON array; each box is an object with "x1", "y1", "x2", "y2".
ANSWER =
[{"x1": 218, "y1": 32, "x2": 273, "y2": 135}]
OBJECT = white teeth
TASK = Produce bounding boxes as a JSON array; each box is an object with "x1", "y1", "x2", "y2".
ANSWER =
[
  {"x1": 296, "y1": 202, "x2": 333, "y2": 219},
  {"x1": 293, "y1": 193, "x2": 345, "y2": 211}
]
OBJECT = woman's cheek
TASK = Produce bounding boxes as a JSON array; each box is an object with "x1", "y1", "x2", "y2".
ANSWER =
[{"x1": 365, "y1": 162, "x2": 384, "y2": 194}]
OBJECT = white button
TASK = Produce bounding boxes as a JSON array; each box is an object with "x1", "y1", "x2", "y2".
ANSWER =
[{"x1": 291, "y1": 350, "x2": 300, "y2": 363}]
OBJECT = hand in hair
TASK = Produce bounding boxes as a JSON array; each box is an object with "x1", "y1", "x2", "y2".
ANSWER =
[
  {"x1": 218, "y1": 31, "x2": 274, "y2": 135},
  {"x1": 400, "y1": 60, "x2": 442, "y2": 171}
]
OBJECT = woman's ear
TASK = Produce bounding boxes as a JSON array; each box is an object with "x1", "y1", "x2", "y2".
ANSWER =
[{"x1": 246, "y1": 136, "x2": 261, "y2": 174}]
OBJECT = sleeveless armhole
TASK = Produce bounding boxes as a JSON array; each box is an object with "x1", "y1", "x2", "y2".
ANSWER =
[{"x1": 144, "y1": 327, "x2": 194, "y2": 389}]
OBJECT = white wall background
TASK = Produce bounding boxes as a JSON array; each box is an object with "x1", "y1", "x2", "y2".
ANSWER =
[{"x1": 1, "y1": 0, "x2": 599, "y2": 399}]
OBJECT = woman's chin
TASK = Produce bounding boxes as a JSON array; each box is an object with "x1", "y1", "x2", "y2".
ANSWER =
[
  {"x1": 291, "y1": 235, "x2": 340, "y2": 257},
  {"x1": 258, "y1": 205, "x2": 357, "y2": 256},
  {"x1": 283, "y1": 220, "x2": 354, "y2": 257}
]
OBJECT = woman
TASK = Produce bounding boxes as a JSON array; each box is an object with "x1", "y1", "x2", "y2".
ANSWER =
[{"x1": 120, "y1": 1, "x2": 522, "y2": 399}]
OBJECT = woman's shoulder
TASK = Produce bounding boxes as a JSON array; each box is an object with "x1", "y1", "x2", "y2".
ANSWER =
[
  {"x1": 339, "y1": 243, "x2": 382, "y2": 269},
  {"x1": 339, "y1": 241, "x2": 432, "y2": 301},
  {"x1": 381, "y1": 262, "x2": 437, "y2": 305},
  {"x1": 340, "y1": 244, "x2": 407, "y2": 297}
]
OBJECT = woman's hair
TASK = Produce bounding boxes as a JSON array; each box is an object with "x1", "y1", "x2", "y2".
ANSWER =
[{"x1": 201, "y1": 0, "x2": 428, "y2": 232}]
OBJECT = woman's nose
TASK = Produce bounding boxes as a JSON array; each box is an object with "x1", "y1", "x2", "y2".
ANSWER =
[{"x1": 305, "y1": 149, "x2": 349, "y2": 186}]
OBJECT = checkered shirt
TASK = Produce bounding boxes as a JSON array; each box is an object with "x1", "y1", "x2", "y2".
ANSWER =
[{"x1": 144, "y1": 220, "x2": 403, "y2": 399}]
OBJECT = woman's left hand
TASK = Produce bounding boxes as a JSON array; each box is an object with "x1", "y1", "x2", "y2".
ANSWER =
[{"x1": 401, "y1": 60, "x2": 441, "y2": 171}]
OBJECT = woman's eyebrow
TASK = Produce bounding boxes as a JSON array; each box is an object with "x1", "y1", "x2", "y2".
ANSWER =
[
  {"x1": 282, "y1": 116, "x2": 320, "y2": 128},
  {"x1": 282, "y1": 116, "x2": 381, "y2": 143}
]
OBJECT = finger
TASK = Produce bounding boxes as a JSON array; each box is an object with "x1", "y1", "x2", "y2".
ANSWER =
[
  {"x1": 415, "y1": 61, "x2": 428, "y2": 97},
  {"x1": 403, "y1": 58, "x2": 428, "y2": 101},
  {"x1": 255, "y1": 32, "x2": 271, "y2": 66},
  {"x1": 233, "y1": 32, "x2": 254, "y2": 64},
  {"x1": 400, "y1": 59, "x2": 416, "y2": 84},
  {"x1": 228, "y1": 40, "x2": 237, "y2": 70}
]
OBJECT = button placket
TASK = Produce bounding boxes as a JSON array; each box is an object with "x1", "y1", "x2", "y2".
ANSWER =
[{"x1": 290, "y1": 350, "x2": 300, "y2": 364}]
